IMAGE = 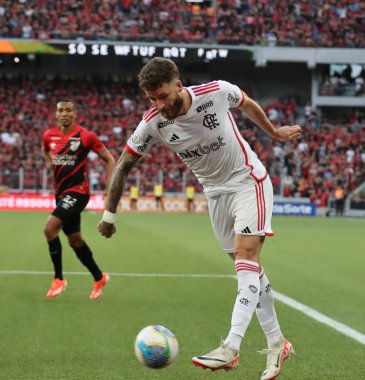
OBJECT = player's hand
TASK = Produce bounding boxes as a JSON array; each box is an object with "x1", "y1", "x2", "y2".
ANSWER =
[
  {"x1": 273, "y1": 125, "x2": 302, "y2": 141},
  {"x1": 97, "y1": 220, "x2": 116, "y2": 238}
]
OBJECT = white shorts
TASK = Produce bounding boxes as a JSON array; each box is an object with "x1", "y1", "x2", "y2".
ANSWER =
[{"x1": 206, "y1": 176, "x2": 274, "y2": 252}]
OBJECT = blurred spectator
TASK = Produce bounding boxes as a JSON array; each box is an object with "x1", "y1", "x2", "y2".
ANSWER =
[
  {"x1": 0, "y1": 0, "x2": 364, "y2": 47},
  {"x1": 0, "y1": 74, "x2": 364, "y2": 201},
  {"x1": 153, "y1": 182, "x2": 164, "y2": 211},
  {"x1": 334, "y1": 181, "x2": 346, "y2": 216},
  {"x1": 129, "y1": 184, "x2": 139, "y2": 211}
]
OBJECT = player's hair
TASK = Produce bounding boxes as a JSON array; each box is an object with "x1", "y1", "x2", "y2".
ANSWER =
[
  {"x1": 138, "y1": 57, "x2": 180, "y2": 91},
  {"x1": 57, "y1": 98, "x2": 76, "y2": 109}
]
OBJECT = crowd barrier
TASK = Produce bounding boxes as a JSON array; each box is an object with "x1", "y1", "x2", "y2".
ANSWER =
[
  {"x1": 0, "y1": 194, "x2": 316, "y2": 216},
  {"x1": 0, "y1": 194, "x2": 208, "y2": 213}
]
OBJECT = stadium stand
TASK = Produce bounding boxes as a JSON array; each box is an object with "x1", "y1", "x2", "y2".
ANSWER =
[
  {"x1": 0, "y1": 75, "x2": 364, "y2": 201},
  {"x1": 0, "y1": 0, "x2": 365, "y2": 215},
  {"x1": 0, "y1": 0, "x2": 365, "y2": 47}
]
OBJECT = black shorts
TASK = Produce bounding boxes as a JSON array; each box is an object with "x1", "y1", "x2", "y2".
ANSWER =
[{"x1": 52, "y1": 192, "x2": 90, "y2": 235}]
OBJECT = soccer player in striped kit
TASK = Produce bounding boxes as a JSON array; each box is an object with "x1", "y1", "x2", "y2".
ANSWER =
[
  {"x1": 43, "y1": 99, "x2": 115, "y2": 299},
  {"x1": 98, "y1": 58, "x2": 301, "y2": 379}
]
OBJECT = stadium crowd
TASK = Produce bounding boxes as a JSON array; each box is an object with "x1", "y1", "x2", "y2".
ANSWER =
[
  {"x1": 1, "y1": 76, "x2": 364, "y2": 207},
  {"x1": 1, "y1": 0, "x2": 365, "y2": 48}
]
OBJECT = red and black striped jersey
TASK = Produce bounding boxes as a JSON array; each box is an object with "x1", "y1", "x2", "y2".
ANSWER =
[{"x1": 43, "y1": 124, "x2": 105, "y2": 196}]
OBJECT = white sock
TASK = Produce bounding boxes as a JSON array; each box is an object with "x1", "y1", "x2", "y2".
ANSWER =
[
  {"x1": 255, "y1": 268, "x2": 284, "y2": 348},
  {"x1": 224, "y1": 259, "x2": 260, "y2": 351}
]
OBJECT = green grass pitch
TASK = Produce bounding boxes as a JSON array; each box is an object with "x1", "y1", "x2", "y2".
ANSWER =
[{"x1": 0, "y1": 211, "x2": 364, "y2": 379}]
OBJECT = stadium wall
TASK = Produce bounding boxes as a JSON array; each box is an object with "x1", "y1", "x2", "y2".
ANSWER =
[{"x1": 0, "y1": 194, "x2": 317, "y2": 217}]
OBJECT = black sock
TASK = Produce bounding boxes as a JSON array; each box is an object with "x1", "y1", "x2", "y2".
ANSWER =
[
  {"x1": 73, "y1": 242, "x2": 102, "y2": 281},
  {"x1": 48, "y1": 237, "x2": 63, "y2": 280}
]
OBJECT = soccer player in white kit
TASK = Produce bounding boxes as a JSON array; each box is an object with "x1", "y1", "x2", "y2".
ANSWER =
[{"x1": 98, "y1": 58, "x2": 302, "y2": 380}]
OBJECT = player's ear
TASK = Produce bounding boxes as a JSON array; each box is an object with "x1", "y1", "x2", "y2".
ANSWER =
[{"x1": 176, "y1": 80, "x2": 183, "y2": 92}]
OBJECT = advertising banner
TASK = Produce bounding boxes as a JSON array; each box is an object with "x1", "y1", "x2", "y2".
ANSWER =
[
  {"x1": 0, "y1": 194, "x2": 207, "y2": 213},
  {"x1": 273, "y1": 202, "x2": 316, "y2": 216}
]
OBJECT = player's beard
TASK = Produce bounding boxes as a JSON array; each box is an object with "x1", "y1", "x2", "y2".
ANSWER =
[{"x1": 160, "y1": 95, "x2": 183, "y2": 120}]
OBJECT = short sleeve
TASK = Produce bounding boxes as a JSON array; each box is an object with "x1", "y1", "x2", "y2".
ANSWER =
[
  {"x1": 85, "y1": 131, "x2": 105, "y2": 153},
  {"x1": 126, "y1": 120, "x2": 157, "y2": 157},
  {"x1": 218, "y1": 80, "x2": 245, "y2": 108}
]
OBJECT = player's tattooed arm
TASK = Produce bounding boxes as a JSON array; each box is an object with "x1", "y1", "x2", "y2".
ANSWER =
[{"x1": 106, "y1": 150, "x2": 139, "y2": 213}]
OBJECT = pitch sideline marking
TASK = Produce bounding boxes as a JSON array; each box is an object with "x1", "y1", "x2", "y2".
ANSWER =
[{"x1": 1, "y1": 270, "x2": 364, "y2": 345}]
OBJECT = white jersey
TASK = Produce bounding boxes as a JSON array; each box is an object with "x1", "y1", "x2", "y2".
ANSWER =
[{"x1": 126, "y1": 80, "x2": 267, "y2": 196}]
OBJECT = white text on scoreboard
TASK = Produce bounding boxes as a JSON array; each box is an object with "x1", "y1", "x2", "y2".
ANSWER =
[{"x1": 68, "y1": 43, "x2": 229, "y2": 61}]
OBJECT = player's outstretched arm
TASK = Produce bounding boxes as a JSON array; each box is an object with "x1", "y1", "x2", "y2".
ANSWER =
[
  {"x1": 98, "y1": 150, "x2": 139, "y2": 238},
  {"x1": 240, "y1": 95, "x2": 302, "y2": 141}
]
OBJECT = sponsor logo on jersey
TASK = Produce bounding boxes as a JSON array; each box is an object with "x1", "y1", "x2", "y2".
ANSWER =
[
  {"x1": 196, "y1": 100, "x2": 214, "y2": 113},
  {"x1": 203, "y1": 113, "x2": 220, "y2": 130},
  {"x1": 53, "y1": 154, "x2": 77, "y2": 166},
  {"x1": 137, "y1": 134, "x2": 153, "y2": 152},
  {"x1": 228, "y1": 93, "x2": 240, "y2": 103},
  {"x1": 158, "y1": 119, "x2": 175, "y2": 128},
  {"x1": 50, "y1": 142, "x2": 57, "y2": 149},
  {"x1": 169, "y1": 133, "x2": 180, "y2": 142},
  {"x1": 177, "y1": 136, "x2": 225, "y2": 159}
]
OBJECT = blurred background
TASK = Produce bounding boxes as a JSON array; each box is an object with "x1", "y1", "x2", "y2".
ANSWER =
[{"x1": 0, "y1": 0, "x2": 364, "y2": 216}]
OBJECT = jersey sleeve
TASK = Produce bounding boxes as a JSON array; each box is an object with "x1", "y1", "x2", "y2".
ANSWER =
[
  {"x1": 218, "y1": 80, "x2": 245, "y2": 108},
  {"x1": 84, "y1": 131, "x2": 105, "y2": 153},
  {"x1": 126, "y1": 120, "x2": 157, "y2": 158}
]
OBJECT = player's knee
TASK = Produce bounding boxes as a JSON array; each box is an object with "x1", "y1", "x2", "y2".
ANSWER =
[
  {"x1": 68, "y1": 235, "x2": 83, "y2": 249},
  {"x1": 234, "y1": 235, "x2": 264, "y2": 261},
  {"x1": 234, "y1": 248, "x2": 258, "y2": 261},
  {"x1": 44, "y1": 224, "x2": 57, "y2": 241},
  {"x1": 234, "y1": 243, "x2": 260, "y2": 261}
]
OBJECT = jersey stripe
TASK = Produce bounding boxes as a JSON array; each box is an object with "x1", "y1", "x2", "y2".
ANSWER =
[
  {"x1": 192, "y1": 82, "x2": 220, "y2": 96},
  {"x1": 191, "y1": 81, "x2": 218, "y2": 91},
  {"x1": 56, "y1": 160, "x2": 85, "y2": 193},
  {"x1": 235, "y1": 262, "x2": 259, "y2": 273},
  {"x1": 227, "y1": 111, "x2": 267, "y2": 183},
  {"x1": 53, "y1": 143, "x2": 76, "y2": 179},
  {"x1": 144, "y1": 109, "x2": 160, "y2": 122},
  {"x1": 143, "y1": 106, "x2": 157, "y2": 119},
  {"x1": 194, "y1": 87, "x2": 220, "y2": 96},
  {"x1": 255, "y1": 182, "x2": 266, "y2": 231},
  {"x1": 125, "y1": 144, "x2": 142, "y2": 158},
  {"x1": 239, "y1": 90, "x2": 245, "y2": 106},
  {"x1": 143, "y1": 106, "x2": 159, "y2": 122}
]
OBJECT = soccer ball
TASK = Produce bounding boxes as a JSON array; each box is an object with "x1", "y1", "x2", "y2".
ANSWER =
[{"x1": 134, "y1": 325, "x2": 179, "y2": 368}]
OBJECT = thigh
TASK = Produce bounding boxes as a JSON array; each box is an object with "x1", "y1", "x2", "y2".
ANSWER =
[
  {"x1": 233, "y1": 177, "x2": 274, "y2": 237},
  {"x1": 52, "y1": 193, "x2": 89, "y2": 235},
  {"x1": 207, "y1": 193, "x2": 235, "y2": 253},
  {"x1": 44, "y1": 214, "x2": 63, "y2": 236},
  {"x1": 234, "y1": 234, "x2": 265, "y2": 262}
]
